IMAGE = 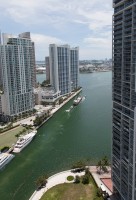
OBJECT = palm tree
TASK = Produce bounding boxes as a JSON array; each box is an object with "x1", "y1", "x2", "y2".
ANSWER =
[
  {"x1": 102, "y1": 156, "x2": 110, "y2": 173},
  {"x1": 96, "y1": 160, "x2": 103, "y2": 174},
  {"x1": 103, "y1": 156, "x2": 109, "y2": 166}
]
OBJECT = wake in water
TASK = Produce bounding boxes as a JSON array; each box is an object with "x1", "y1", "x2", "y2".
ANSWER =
[
  {"x1": 65, "y1": 105, "x2": 73, "y2": 112},
  {"x1": 81, "y1": 96, "x2": 86, "y2": 102}
]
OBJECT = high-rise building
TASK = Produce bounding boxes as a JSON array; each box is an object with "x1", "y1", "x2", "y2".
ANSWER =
[
  {"x1": 112, "y1": 1, "x2": 136, "y2": 200},
  {"x1": 0, "y1": 32, "x2": 35, "y2": 119},
  {"x1": 45, "y1": 56, "x2": 50, "y2": 82},
  {"x1": 49, "y1": 44, "x2": 79, "y2": 95},
  {"x1": 70, "y1": 48, "x2": 79, "y2": 91}
]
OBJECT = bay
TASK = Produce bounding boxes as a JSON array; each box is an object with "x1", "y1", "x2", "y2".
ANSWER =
[{"x1": 0, "y1": 72, "x2": 112, "y2": 200}]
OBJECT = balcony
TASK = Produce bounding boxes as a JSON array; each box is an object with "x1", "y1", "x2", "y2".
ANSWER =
[
  {"x1": 125, "y1": 0, "x2": 134, "y2": 8},
  {"x1": 115, "y1": 4, "x2": 124, "y2": 14},
  {"x1": 124, "y1": 15, "x2": 132, "y2": 21},
  {"x1": 124, "y1": 27, "x2": 132, "y2": 32},
  {"x1": 113, "y1": 0, "x2": 123, "y2": 4}
]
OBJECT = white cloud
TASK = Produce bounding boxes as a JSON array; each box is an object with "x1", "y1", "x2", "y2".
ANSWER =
[
  {"x1": 0, "y1": 0, "x2": 113, "y2": 59},
  {"x1": 2, "y1": 0, "x2": 112, "y2": 27},
  {"x1": 80, "y1": 46, "x2": 112, "y2": 60},
  {"x1": 31, "y1": 33, "x2": 64, "y2": 59},
  {"x1": 84, "y1": 37, "x2": 111, "y2": 47},
  {"x1": 82, "y1": 35, "x2": 112, "y2": 60}
]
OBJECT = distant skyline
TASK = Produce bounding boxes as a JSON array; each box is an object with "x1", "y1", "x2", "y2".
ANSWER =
[{"x1": 0, "y1": 0, "x2": 113, "y2": 60}]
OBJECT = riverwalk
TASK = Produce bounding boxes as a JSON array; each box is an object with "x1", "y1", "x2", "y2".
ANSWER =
[
  {"x1": 29, "y1": 170, "x2": 85, "y2": 200},
  {"x1": 12, "y1": 88, "x2": 82, "y2": 127},
  {"x1": 29, "y1": 166, "x2": 112, "y2": 200},
  {"x1": 50, "y1": 88, "x2": 82, "y2": 115}
]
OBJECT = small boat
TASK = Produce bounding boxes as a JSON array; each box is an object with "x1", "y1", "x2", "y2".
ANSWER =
[
  {"x1": 73, "y1": 96, "x2": 82, "y2": 106},
  {"x1": 0, "y1": 152, "x2": 15, "y2": 170},
  {"x1": 13, "y1": 130, "x2": 37, "y2": 153}
]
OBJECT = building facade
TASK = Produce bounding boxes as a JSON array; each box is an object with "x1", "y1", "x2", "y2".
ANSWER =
[
  {"x1": 70, "y1": 47, "x2": 79, "y2": 91},
  {"x1": 0, "y1": 32, "x2": 35, "y2": 119},
  {"x1": 112, "y1": 1, "x2": 136, "y2": 200},
  {"x1": 49, "y1": 44, "x2": 79, "y2": 96},
  {"x1": 45, "y1": 56, "x2": 50, "y2": 82}
]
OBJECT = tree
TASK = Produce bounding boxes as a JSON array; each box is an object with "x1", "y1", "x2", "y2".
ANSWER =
[
  {"x1": 59, "y1": 98, "x2": 63, "y2": 105},
  {"x1": 35, "y1": 175, "x2": 48, "y2": 188},
  {"x1": 41, "y1": 80, "x2": 50, "y2": 87},
  {"x1": 74, "y1": 175, "x2": 80, "y2": 184},
  {"x1": 103, "y1": 156, "x2": 110, "y2": 167},
  {"x1": 96, "y1": 160, "x2": 103, "y2": 174},
  {"x1": 96, "y1": 156, "x2": 110, "y2": 174},
  {"x1": 82, "y1": 174, "x2": 89, "y2": 184},
  {"x1": 85, "y1": 168, "x2": 90, "y2": 176},
  {"x1": 72, "y1": 160, "x2": 86, "y2": 169},
  {"x1": 96, "y1": 188, "x2": 102, "y2": 197}
]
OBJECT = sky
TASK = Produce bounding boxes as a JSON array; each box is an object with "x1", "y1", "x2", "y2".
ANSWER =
[{"x1": 0, "y1": 0, "x2": 113, "y2": 60}]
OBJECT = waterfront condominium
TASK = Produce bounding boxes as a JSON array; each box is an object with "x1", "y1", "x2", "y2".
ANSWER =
[
  {"x1": 45, "y1": 56, "x2": 50, "y2": 82},
  {"x1": 49, "y1": 44, "x2": 79, "y2": 95},
  {"x1": 0, "y1": 32, "x2": 36, "y2": 120},
  {"x1": 112, "y1": 0, "x2": 136, "y2": 200}
]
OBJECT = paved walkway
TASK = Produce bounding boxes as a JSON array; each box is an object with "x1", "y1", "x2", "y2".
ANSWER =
[
  {"x1": 50, "y1": 89, "x2": 82, "y2": 115},
  {"x1": 29, "y1": 166, "x2": 113, "y2": 200},
  {"x1": 29, "y1": 170, "x2": 85, "y2": 200},
  {"x1": 89, "y1": 166, "x2": 112, "y2": 196},
  {"x1": 13, "y1": 116, "x2": 36, "y2": 126},
  {"x1": 12, "y1": 89, "x2": 82, "y2": 127}
]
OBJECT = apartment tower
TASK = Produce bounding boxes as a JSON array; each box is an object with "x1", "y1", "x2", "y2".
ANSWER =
[
  {"x1": 49, "y1": 44, "x2": 79, "y2": 95},
  {"x1": 112, "y1": 0, "x2": 136, "y2": 199},
  {"x1": 45, "y1": 56, "x2": 50, "y2": 82},
  {"x1": 0, "y1": 32, "x2": 35, "y2": 119}
]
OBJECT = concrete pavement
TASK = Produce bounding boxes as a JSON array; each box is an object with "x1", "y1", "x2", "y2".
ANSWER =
[
  {"x1": 29, "y1": 170, "x2": 85, "y2": 200},
  {"x1": 29, "y1": 166, "x2": 113, "y2": 200}
]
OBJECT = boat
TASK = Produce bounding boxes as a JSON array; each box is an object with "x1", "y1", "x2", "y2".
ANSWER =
[
  {"x1": 0, "y1": 152, "x2": 15, "y2": 170},
  {"x1": 73, "y1": 96, "x2": 82, "y2": 106},
  {"x1": 13, "y1": 130, "x2": 37, "y2": 153}
]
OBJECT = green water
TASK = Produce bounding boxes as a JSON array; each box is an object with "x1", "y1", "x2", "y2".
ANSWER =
[{"x1": 0, "y1": 72, "x2": 112, "y2": 200}]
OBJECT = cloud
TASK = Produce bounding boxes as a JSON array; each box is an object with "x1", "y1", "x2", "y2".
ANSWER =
[
  {"x1": 2, "y1": 0, "x2": 112, "y2": 27},
  {"x1": 31, "y1": 33, "x2": 64, "y2": 59},
  {"x1": 80, "y1": 45, "x2": 112, "y2": 60},
  {"x1": 0, "y1": 0, "x2": 113, "y2": 59},
  {"x1": 84, "y1": 37, "x2": 111, "y2": 47}
]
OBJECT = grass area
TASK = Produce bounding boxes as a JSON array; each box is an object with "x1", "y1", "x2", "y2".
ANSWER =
[
  {"x1": 0, "y1": 126, "x2": 26, "y2": 149},
  {"x1": 67, "y1": 176, "x2": 74, "y2": 181},
  {"x1": 40, "y1": 177, "x2": 104, "y2": 200}
]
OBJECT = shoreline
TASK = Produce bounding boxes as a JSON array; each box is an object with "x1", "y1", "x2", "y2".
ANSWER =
[
  {"x1": 29, "y1": 166, "x2": 112, "y2": 200},
  {"x1": 35, "y1": 88, "x2": 82, "y2": 130},
  {"x1": 0, "y1": 88, "x2": 82, "y2": 150}
]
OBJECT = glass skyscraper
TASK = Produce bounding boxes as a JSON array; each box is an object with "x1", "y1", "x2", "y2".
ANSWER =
[
  {"x1": 112, "y1": 0, "x2": 136, "y2": 199},
  {"x1": 49, "y1": 44, "x2": 79, "y2": 96},
  {"x1": 0, "y1": 32, "x2": 35, "y2": 119}
]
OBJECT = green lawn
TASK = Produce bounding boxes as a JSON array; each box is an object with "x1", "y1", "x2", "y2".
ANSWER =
[
  {"x1": 40, "y1": 182, "x2": 104, "y2": 200},
  {"x1": 0, "y1": 126, "x2": 25, "y2": 149}
]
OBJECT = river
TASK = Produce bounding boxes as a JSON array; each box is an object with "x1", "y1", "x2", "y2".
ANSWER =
[{"x1": 0, "y1": 72, "x2": 112, "y2": 200}]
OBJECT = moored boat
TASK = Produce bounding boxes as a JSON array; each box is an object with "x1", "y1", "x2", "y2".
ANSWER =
[
  {"x1": 73, "y1": 96, "x2": 82, "y2": 106},
  {"x1": 0, "y1": 152, "x2": 15, "y2": 170},
  {"x1": 13, "y1": 130, "x2": 37, "y2": 153}
]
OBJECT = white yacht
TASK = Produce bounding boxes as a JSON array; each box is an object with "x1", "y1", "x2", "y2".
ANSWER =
[
  {"x1": 73, "y1": 96, "x2": 82, "y2": 106},
  {"x1": 0, "y1": 152, "x2": 15, "y2": 170},
  {"x1": 13, "y1": 130, "x2": 37, "y2": 153}
]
